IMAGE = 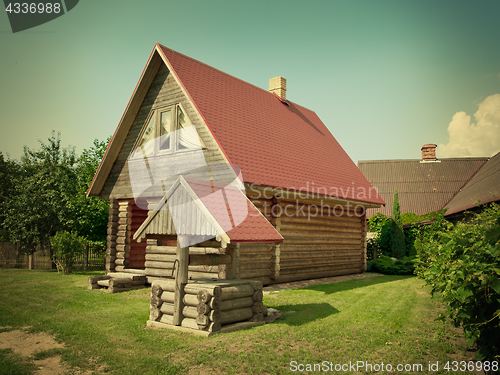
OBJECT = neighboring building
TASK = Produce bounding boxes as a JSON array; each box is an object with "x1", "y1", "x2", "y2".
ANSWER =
[
  {"x1": 358, "y1": 144, "x2": 499, "y2": 220},
  {"x1": 445, "y1": 150, "x2": 500, "y2": 221},
  {"x1": 87, "y1": 43, "x2": 384, "y2": 285}
]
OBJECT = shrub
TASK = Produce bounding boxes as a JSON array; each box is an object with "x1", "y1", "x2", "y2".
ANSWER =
[
  {"x1": 51, "y1": 231, "x2": 86, "y2": 274},
  {"x1": 415, "y1": 204, "x2": 500, "y2": 362},
  {"x1": 391, "y1": 190, "x2": 406, "y2": 258},
  {"x1": 367, "y1": 255, "x2": 416, "y2": 275}
]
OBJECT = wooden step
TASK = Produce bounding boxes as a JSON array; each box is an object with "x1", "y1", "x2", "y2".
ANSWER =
[{"x1": 97, "y1": 279, "x2": 110, "y2": 287}]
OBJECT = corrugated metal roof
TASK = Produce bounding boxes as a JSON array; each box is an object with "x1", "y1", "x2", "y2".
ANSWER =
[
  {"x1": 358, "y1": 158, "x2": 488, "y2": 217},
  {"x1": 445, "y1": 151, "x2": 500, "y2": 216}
]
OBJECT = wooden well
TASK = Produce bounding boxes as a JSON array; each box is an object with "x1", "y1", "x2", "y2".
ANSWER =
[{"x1": 148, "y1": 278, "x2": 266, "y2": 336}]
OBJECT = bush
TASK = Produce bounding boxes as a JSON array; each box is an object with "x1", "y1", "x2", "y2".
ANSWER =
[
  {"x1": 367, "y1": 255, "x2": 416, "y2": 275},
  {"x1": 51, "y1": 231, "x2": 86, "y2": 274},
  {"x1": 415, "y1": 204, "x2": 500, "y2": 362}
]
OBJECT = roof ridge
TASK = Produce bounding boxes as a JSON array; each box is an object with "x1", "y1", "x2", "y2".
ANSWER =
[
  {"x1": 156, "y1": 43, "x2": 318, "y2": 116},
  {"x1": 359, "y1": 157, "x2": 490, "y2": 163}
]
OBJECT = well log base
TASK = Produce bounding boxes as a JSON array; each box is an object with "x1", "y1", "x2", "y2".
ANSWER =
[{"x1": 149, "y1": 278, "x2": 266, "y2": 335}]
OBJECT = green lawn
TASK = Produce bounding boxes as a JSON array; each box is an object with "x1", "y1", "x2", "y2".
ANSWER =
[{"x1": 0, "y1": 270, "x2": 475, "y2": 374}]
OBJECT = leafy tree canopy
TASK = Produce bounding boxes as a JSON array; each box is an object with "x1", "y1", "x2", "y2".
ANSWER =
[{"x1": 1, "y1": 131, "x2": 110, "y2": 252}]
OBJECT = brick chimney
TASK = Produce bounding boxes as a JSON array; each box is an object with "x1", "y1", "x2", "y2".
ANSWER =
[
  {"x1": 421, "y1": 144, "x2": 437, "y2": 161},
  {"x1": 269, "y1": 76, "x2": 287, "y2": 100}
]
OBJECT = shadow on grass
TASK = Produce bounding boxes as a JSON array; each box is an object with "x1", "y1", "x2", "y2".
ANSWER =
[
  {"x1": 265, "y1": 275, "x2": 417, "y2": 325},
  {"x1": 271, "y1": 303, "x2": 339, "y2": 326},
  {"x1": 303, "y1": 274, "x2": 415, "y2": 295}
]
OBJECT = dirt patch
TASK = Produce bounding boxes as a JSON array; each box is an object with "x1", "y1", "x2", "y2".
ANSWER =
[
  {"x1": 0, "y1": 329, "x2": 64, "y2": 357},
  {"x1": 0, "y1": 327, "x2": 69, "y2": 374},
  {"x1": 263, "y1": 272, "x2": 384, "y2": 294},
  {"x1": 35, "y1": 356, "x2": 69, "y2": 375}
]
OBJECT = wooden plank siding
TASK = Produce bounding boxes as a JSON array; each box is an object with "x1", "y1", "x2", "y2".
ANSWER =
[{"x1": 101, "y1": 64, "x2": 228, "y2": 200}]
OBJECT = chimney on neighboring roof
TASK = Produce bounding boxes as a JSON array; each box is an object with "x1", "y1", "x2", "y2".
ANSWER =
[
  {"x1": 269, "y1": 76, "x2": 287, "y2": 100},
  {"x1": 421, "y1": 144, "x2": 437, "y2": 161}
]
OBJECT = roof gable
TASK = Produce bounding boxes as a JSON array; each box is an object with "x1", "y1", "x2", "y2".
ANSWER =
[{"x1": 89, "y1": 43, "x2": 384, "y2": 206}]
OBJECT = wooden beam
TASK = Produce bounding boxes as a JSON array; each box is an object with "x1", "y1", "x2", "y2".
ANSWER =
[{"x1": 173, "y1": 238, "x2": 189, "y2": 326}]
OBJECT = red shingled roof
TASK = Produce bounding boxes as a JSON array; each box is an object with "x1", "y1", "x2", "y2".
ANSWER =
[
  {"x1": 157, "y1": 44, "x2": 384, "y2": 206},
  {"x1": 184, "y1": 177, "x2": 283, "y2": 243}
]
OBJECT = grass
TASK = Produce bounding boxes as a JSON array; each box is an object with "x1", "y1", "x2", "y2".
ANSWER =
[
  {"x1": 0, "y1": 269, "x2": 474, "y2": 374},
  {"x1": 0, "y1": 349, "x2": 38, "y2": 375}
]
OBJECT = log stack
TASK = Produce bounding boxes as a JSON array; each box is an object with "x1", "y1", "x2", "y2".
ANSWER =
[
  {"x1": 148, "y1": 279, "x2": 265, "y2": 334},
  {"x1": 115, "y1": 200, "x2": 132, "y2": 272},
  {"x1": 106, "y1": 199, "x2": 119, "y2": 273},
  {"x1": 88, "y1": 272, "x2": 147, "y2": 293}
]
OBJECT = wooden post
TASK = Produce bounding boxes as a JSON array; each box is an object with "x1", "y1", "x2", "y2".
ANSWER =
[
  {"x1": 221, "y1": 243, "x2": 239, "y2": 280},
  {"x1": 173, "y1": 237, "x2": 189, "y2": 326},
  {"x1": 84, "y1": 243, "x2": 89, "y2": 271}
]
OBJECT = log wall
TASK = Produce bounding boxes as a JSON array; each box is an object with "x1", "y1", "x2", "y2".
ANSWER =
[
  {"x1": 238, "y1": 194, "x2": 276, "y2": 285},
  {"x1": 106, "y1": 199, "x2": 119, "y2": 274},
  {"x1": 114, "y1": 199, "x2": 133, "y2": 272},
  {"x1": 144, "y1": 238, "x2": 224, "y2": 280},
  {"x1": 274, "y1": 198, "x2": 365, "y2": 283},
  {"x1": 244, "y1": 189, "x2": 366, "y2": 284}
]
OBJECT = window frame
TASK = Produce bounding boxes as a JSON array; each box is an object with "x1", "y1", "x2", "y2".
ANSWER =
[{"x1": 135, "y1": 103, "x2": 202, "y2": 156}]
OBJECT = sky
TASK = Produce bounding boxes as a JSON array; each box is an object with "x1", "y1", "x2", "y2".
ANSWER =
[{"x1": 1, "y1": 0, "x2": 500, "y2": 164}]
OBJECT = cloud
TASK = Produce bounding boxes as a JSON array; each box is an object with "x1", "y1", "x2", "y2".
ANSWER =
[{"x1": 438, "y1": 94, "x2": 500, "y2": 157}]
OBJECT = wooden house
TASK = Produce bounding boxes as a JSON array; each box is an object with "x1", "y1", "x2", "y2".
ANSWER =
[{"x1": 87, "y1": 43, "x2": 384, "y2": 286}]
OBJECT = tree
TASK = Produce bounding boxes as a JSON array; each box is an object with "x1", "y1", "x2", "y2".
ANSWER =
[
  {"x1": 4, "y1": 131, "x2": 78, "y2": 254},
  {"x1": 71, "y1": 138, "x2": 110, "y2": 246},
  {"x1": 390, "y1": 190, "x2": 406, "y2": 258},
  {"x1": 2, "y1": 132, "x2": 110, "y2": 261},
  {"x1": 0, "y1": 153, "x2": 20, "y2": 242}
]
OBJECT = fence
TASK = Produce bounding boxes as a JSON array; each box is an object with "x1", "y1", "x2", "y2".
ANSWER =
[{"x1": 0, "y1": 242, "x2": 106, "y2": 271}]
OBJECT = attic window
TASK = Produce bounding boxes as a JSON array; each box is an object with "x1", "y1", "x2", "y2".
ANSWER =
[{"x1": 137, "y1": 104, "x2": 204, "y2": 155}]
